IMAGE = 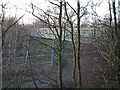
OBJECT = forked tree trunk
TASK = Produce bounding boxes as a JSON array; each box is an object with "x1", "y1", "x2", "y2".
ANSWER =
[
  {"x1": 64, "y1": 2, "x2": 77, "y2": 86},
  {"x1": 71, "y1": 26, "x2": 77, "y2": 86}
]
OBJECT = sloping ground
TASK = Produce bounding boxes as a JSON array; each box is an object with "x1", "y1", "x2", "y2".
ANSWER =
[
  {"x1": 2, "y1": 44, "x2": 117, "y2": 88},
  {"x1": 80, "y1": 44, "x2": 117, "y2": 88},
  {"x1": 80, "y1": 44, "x2": 105, "y2": 88}
]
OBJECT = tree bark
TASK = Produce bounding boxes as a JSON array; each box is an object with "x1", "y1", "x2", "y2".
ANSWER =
[
  {"x1": 112, "y1": 0, "x2": 120, "y2": 85},
  {"x1": 58, "y1": 1, "x2": 63, "y2": 88},
  {"x1": 0, "y1": 17, "x2": 2, "y2": 90},
  {"x1": 71, "y1": 23, "x2": 77, "y2": 86},
  {"x1": 76, "y1": 0, "x2": 82, "y2": 88},
  {"x1": 64, "y1": 2, "x2": 77, "y2": 86}
]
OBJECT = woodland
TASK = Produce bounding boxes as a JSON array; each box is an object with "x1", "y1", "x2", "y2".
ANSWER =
[{"x1": 0, "y1": 0, "x2": 120, "y2": 89}]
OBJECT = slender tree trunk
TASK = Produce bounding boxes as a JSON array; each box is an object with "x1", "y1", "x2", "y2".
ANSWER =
[
  {"x1": 58, "y1": 1, "x2": 63, "y2": 88},
  {"x1": 64, "y1": 2, "x2": 77, "y2": 86},
  {"x1": 108, "y1": 0, "x2": 114, "y2": 41},
  {"x1": 1, "y1": 6, "x2": 4, "y2": 47},
  {"x1": 76, "y1": 0, "x2": 81, "y2": 88},
  {"x1": 0, "y1": 6, "x2": 5, "y2": 88},
  {"x1": 0, "y1": 10, "x2": 4, "y2": 89},
  {"x1": 117, "y1": 0, "x2": 120, "y2": 84},
  {"x1": 71, "y1": 24, "x2": 77, "y2": 86},
  {"x1": 13, "y1": 27, "x2": 18, "y2": 57},
  {"x1": 118, "y1": 0, "x2": 120, "y2": 61},
  {"x1": 112, "y1": 0, "x2": 120, "y2": 85},
  {"x1": 13, "y1": 26, "x2": 18, "y2": 85},
  {"x1": 108, "y1": 0, "x2": 112, "y2": 27},
  {"x1": 0, "y1": 15, "x2": 2, "y2": 90},
  {"x1": 112, "y1": 1, "x2": 117, "y2": 35}
]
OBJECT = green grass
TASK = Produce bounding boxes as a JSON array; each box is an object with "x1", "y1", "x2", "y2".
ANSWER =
[{"x1": 28, "y1": 37, "x2": 53, "y2": 56}]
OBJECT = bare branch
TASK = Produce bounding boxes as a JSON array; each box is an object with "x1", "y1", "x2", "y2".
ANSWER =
[
  {"x1": 2, "y1": 15, "x2": 25, "y2": 36},
  {"x1": 67, "y1": 2, "x2": 77, "y2": 14},
  {"x1": 48, "y1": 0, "x2": 60, "y2": 7}
]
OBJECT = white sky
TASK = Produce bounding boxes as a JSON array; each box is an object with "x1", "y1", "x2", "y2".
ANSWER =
[{"x1": 0, "y1": 0, "x2": 118, "y2": 24}]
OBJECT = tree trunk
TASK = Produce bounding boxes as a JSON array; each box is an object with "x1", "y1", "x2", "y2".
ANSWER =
[
  {"x1": 64, "y1": 2, "x2": 77, "y2": 86},
  {"x1": 117, "y1": 0, "x2": 120, "y2": 84},
  {"x1": 0, "y1": 15, "x2": 2, "y2": 90},
  {"x1": 71, "y1": 24, "x2": 77, "y2": 86},
  {"x1": 112, "y1": 0, "x2": 120, "y2": 85},
  {"x1": 76, "y1": 0, "x2": 81, "y2": 88},
  {"x1": 58, "y1": 1, "x2": 63, "y2": 88}
]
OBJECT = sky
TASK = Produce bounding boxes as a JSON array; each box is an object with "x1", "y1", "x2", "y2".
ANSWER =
[{"x1": 0, "y1": 0, "x2": 118, "y2": 24}]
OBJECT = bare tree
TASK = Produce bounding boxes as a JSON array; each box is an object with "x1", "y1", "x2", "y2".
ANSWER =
[
  {"x1": 64, "y1": 1, "x2": 77, "y2": 86},
  {"x1": 0, "y1": 2, "x2": 24, "y2": 88},
  {"x1": 64, "y1": 0, "x2": 90, "y2": 87},
  {"x1": 112, "y1": 0, "x2": 120, "y2": 85},
  {"x1": 91, "y1": 0, "x2": 120, "y2": 86},
  {"x1": 30, "y1": 0, "x2": 65, "y2": 88}
]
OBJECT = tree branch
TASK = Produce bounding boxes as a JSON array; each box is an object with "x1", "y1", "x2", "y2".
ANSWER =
[{"x1": 2, "y1": 15, "x2": 24, "y2": 36}]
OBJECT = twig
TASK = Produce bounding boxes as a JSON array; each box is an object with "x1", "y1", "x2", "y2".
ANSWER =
[
  {"x1": 48, "y1": 0, "x2": 60, "y2": 7},
  {"x1": 2, "y1": 15, "x2": 24, "y2": 36},
  {"x1": 67, "y1": 2, "x2": 77, "y2": 14},
  {"x1": 94, "y1": 58, "x2": 108, "y2": 87}
]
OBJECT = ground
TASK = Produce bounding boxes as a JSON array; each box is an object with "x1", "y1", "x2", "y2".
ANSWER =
[{"x1": 2, "y1": 38, "x2": 118, "y2": 88}]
